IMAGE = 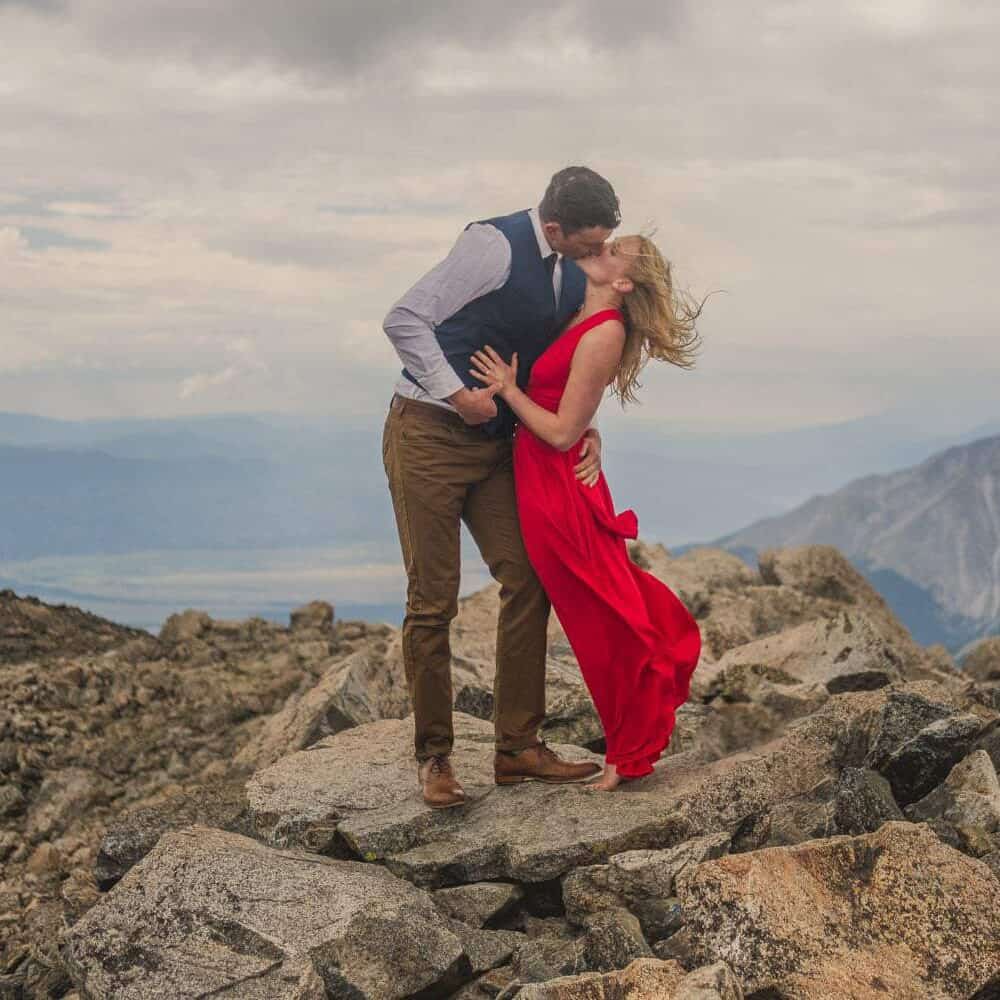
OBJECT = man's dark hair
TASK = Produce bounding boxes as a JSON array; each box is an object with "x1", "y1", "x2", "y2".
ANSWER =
[{"x1": 538, "y1": 166, "x2": 621, "y2": 235}]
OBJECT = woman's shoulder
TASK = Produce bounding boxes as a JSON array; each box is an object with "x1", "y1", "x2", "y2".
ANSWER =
[
  {"x1": 570, "y1": 311, "x2": 626, "y2": 374},
  {"x1": 569, "y1": 308, "x2": 625, "y2": 338}
]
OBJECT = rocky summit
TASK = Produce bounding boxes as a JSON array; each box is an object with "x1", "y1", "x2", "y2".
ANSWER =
[{"x1": 2, "y1": 543, "x2": 1000, "y2": 999}]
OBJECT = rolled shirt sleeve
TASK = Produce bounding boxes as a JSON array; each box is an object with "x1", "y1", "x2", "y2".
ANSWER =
[{"x1": 382, "y1": 223, "x2": 512, "y2": 400}]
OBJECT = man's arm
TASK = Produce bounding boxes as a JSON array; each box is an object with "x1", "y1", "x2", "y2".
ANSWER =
[
  {"x1": 576, "y1": 416, "x2": 603, "y2": 486},
  {"x1": 471, "y1": 320, "x2": 624, "y2": 458},
  {"x1": 383, "y1": 224, "x2": 511, "y2": 418}
]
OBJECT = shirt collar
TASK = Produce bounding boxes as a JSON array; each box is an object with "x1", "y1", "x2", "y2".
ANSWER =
[{"x1": 529, "y1": 205, "x2": 556, "y2": 260}]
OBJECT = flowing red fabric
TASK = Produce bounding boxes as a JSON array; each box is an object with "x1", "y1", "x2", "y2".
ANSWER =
[{"x1": 513, "y1": 308, "x2": 702, "y2": 778}]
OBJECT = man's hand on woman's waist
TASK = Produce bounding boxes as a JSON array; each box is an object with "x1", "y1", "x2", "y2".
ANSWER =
[{"x1": 447, "y1": 385, "x2": 501, "y2": 426}]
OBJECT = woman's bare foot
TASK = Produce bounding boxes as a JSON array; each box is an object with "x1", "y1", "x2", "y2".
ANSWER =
[{"x1": 585, "y1": 763, "x2": 624, "y2": 791}]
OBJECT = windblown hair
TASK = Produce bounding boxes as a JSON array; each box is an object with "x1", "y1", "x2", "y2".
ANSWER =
[{"x1": 613, "y1": 234, "x2": 705, "y2": 405}]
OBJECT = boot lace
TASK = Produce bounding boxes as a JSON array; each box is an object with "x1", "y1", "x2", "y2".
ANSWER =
[{"x1": 428, "y1": 754, "x2": 452, "y2": 776}]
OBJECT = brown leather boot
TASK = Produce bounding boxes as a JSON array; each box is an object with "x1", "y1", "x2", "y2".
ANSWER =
[
  {"x1": 417, "y1": 753, "x2": 466, "y2": 809},
  {"x1": 494, "y1": 741, "x2": 602, "y2": 785}
]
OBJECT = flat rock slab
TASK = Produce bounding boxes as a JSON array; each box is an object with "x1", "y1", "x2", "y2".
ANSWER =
[
  {"x1": 676, "y1": 820, "x2": 1000, "y2": 1000},
  {"x1": 707, "y1": 611, "x2": 904, "y2": 695},
  {"x1": 94, "y1": 773, "x2": 255, "y2": 889},
  {"x1": 60, "y1": 825, "x2": 469, "y2": 999},
  {"x1": 247, "y1": 700, "x2": 874, "y2": 888}
]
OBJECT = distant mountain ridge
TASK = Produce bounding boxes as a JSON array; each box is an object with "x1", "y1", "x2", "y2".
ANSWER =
[
  {"x1": 2, "y1": 407, "x2": 998, "y2": 634},
  {"x1": 719, "y1": 434, "x2": 1000, "y2": 650}
]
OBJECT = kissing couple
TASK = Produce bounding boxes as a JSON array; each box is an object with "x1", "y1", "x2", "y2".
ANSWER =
[{"x1": 382, "y1": 166, "x2": 703, "y2": 807}]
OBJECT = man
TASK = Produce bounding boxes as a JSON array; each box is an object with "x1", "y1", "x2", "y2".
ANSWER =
[{"x1": 382, "y1": 166, "x2": 620, "y2": 808}]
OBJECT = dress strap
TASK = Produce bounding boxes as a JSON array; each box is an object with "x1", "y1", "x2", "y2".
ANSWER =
[{"x1": 571, "y1": 308, "x2": 625, "y2": 338}]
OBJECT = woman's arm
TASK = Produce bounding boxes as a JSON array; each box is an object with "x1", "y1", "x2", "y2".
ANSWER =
[{"x1": 471, "y1": 319, "x2": 625, "y2": 452}]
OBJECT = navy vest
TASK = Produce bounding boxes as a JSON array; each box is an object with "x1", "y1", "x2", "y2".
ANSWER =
[{"x1": 402, "y1": 209, "x2": 586, "y2": 439}]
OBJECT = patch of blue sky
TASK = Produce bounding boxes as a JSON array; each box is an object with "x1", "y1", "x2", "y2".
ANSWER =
[
  {"x1": 18, "y1": 226, "x2": 111, "y2": 251},
  {"x1": 0, "y1": 191, "x2": 125, "y2": 220}
]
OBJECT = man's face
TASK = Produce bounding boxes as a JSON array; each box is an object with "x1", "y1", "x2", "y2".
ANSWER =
[{"x1": 543, "y1": 222, "x2": 614, "y2": 260}]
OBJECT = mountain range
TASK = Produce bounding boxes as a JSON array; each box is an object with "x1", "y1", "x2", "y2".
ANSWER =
[
  {"x1": 718, "y1": 433, "x2": 1000, "y2": 652},
  {"x1": 1, "y1": 407, "x2": 998, "y2": 646}
]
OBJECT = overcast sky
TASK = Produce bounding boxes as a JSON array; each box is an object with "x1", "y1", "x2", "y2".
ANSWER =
[{"x1": 1, "y1": 0, "x2": 997, "y2": 432}]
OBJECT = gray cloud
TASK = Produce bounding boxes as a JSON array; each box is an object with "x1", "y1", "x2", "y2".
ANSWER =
[
  {"x1": 78, "y1": 0, "x2": 689, "y2": 77},
  {"x1": 1, "y1": 0, "x2": 998, "y2": 430}
]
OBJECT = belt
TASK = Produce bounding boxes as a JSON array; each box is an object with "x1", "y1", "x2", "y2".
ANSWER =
[{"x1": 391, "y1": 393, "x2": 467, "y2": 427}]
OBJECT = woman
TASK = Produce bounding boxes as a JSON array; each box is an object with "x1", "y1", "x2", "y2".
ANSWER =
[{"x1": 470, "y1": 234, "x2": 703, "y2": 791}]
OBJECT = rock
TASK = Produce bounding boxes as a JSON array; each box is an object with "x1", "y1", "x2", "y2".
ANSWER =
[
  {"x1": 862, "y1": 688, "x2": 960, "y2": 770},
  {"x1": 288, "y1": 601, "x2": 334, "y2": 636},
  {"x1": 234, "y1": 642, "x2": 410, "y2": 769},
  {"x1": 633, "y1": 543, "x2": 909, "y2": 665},
  {"x1": 0, "y1": 830, "x2": 19, "y2": 861},
  {"x1": 537, "y1": 657, "x2": 606, "y2": 749},
  {"x1": 676, "y1": 820, "x2": 1000, "y2": 999},
  {"x1": 25, "y1": 768, "x2": 108, "y2": 844},
  {"x1": 0, "y1": 782, "x2": 25, "y2": 818},
  {"x1": 449, "y1": 586, "x2": 604, "y2": 748},
  {"x1": 512, "y1": 933, "x2": 587, "y2": 983},
  {"x1": 652, "y1": 925, "x2": 699, "y2": 968},
  {"x1": 455, "y1": 678, "x2": 496, "y2": 722},
  {"x1": 580, "y1": 908, "x2": 653, "y2": 972},
  {"x1": 248, "y1": 689, "x2": 904, "y2": 890},
  {"x1": 630, "y1": 544, "x2": 756, "y2": 594},
  {"x1": 876, "y1": 712, "x2": 987, "y2": 805},
  {"x1": 753, "y1": 546, "x2": 963, "y2": 692},
  {"x1": 0, "y1": 588, "x2": 147, "y2": 665},
  {"x1": 434, "y1": 882, "x2": 525, "y2": 928},
  {"x1": 522, "y1": 915, "x2": 577, "y2": 940},
  {"x1": 59, "y1": 867, "x2": 101, "y2": 922},
  {"x1": 93, "y1": 774, "x2": 256, "y2": 889},
  {"x1": 830, "y1": 766, "x2": 904, "y2": 835},
  {"x1": 974, "y1": 720, "x2": 1000, "y2": 774},
  {"x1": 971, "y1": 683, "x2": 1000, "y2": 714},
  {"x1": 0, "y1": 600, "x2": 399, "y2": 987},
  {"x1": 562, "y1": 833, "x2": 731, "y2": 940},
  {"x1": 963, "y1": 638, "x2": 1000, "y2": 683},
  {"x1": 906, "y1": 749, "x2": 1000, "y2": 856},
  {"x1": 452, "y1": 655, "x2": 600, "y2": 750},
  {"x1": 672, "y1": 961, "x2": 744, "y2": 999},
  {"x1": 0, "y1": 740, "x2": 18, "y2": 773},
  {"x1": 452, "y1": 964, "x2": 518, "y2": 998},
  {"x1": 705, "y1": 612, "x2": 904, "y2": 696},
  {"x1": 758, "y1": 545, "x2": 863, "y2": 602},
  {"x1": 970, "y1": 973, "x2": 1000, "y2": 1000},
  {"x1": 746, "y1": 773, "x2": 840, "y2": 849},
  {"x1": 514, "y1": 957, "x2": 688, "y2": 999},
  {"x1": 25, "y1": 842, "x2": 62, "y2": 875},
  {"x1": 980, "y1": 850, "x2": 1000, "y2": 881},
  {"x1": 678, "y1": 684, "x2": 831, "y2": 763},
  {"x1": 447, "y1": 921, "x2": 525, "y2": 975},
  {"x1": 157, "y1": 608, "x2": 212, "y2": 645},
  {"x1": 60, "y1": 825, "x2": 471, "y2": 1000}
]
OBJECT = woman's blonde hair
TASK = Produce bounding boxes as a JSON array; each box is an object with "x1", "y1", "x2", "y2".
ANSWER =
[{"x1": 613, "y1": 234, "x2": 705, "y2": 405}]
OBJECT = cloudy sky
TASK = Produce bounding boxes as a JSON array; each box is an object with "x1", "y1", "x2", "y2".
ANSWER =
[{"x1": 2, "y1": 0, "x2": 997, "y2": 432}]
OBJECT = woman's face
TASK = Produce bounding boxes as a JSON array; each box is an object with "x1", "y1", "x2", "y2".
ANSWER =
[{"x1": 576, "y1": 235, "x2": 642, "y2": 288}]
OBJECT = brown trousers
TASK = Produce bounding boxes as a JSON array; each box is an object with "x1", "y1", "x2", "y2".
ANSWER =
[{"x1": 382, "y1": 393, "x2": 550, "y2": 761}]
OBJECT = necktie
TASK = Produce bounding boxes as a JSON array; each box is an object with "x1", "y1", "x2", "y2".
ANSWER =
[{"x1": 545, "y1": 252, "x2": 559, "y2": 303}]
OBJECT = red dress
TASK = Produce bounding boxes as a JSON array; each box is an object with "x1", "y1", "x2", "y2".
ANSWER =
[{"x1": 513, "y1": 308, "x2": 702, "y2": 778}]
